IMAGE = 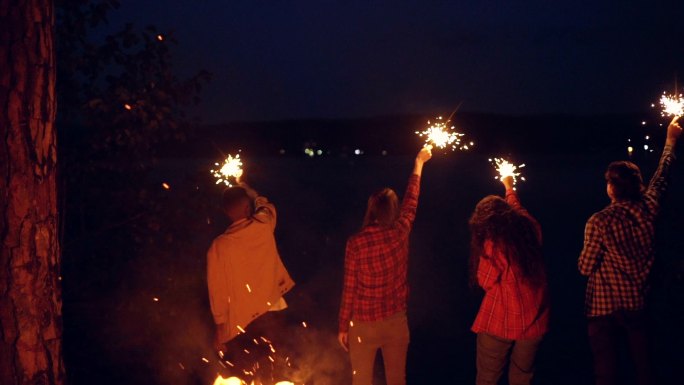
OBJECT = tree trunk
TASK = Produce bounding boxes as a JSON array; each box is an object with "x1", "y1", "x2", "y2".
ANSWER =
[{"x1": 0, "y1": 1, "x2": 64, "y2": 384}]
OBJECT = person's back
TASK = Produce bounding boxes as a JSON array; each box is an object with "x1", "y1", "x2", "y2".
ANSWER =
[{"x1": 578, "y1": 116, "x2": 681, "y2": 385}]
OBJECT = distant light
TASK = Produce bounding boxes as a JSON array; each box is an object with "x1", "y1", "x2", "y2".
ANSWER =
[
  {"x1": 153, "y1": 297, "x2": 159, "y2": 302},
  {"x1": 627, "y1": 146, "x2": 634, "y2": 154},
  {"x1": 354, "y1": 149, "x2": 362, "y2": 155},
  {"x1": 644, "y1": 144, "x2": 649, "y2": 150},
  {"x1": 279, "y1": 149, "x2": 285, "y2": 155},
  {"x1": 316, "y1": 149, "x2": 323, "y2": 156},
  {"x1": 641, "y1": 121, "x2": 646, "y2": 125},
  {"x1": 304, "y1": 148, "x2": 314, "y2": 157},
  {"x1": 645, "y1": 135, "x2": 649, "y2": 140},
  {"x1": 381, "y1": 150, "x2": 387, "y2": 156},
  {"x1": 162, "y1": 182, "x2": 170, "y2": 190},
  {"x1": 157, "y1": 34, "x2": 164, "y2": 41},
  {"x1": 123, "y1": 103, "x2": 132, "y2": 110}
]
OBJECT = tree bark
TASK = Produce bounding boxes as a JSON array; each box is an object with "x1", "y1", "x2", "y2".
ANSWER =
[{"x1": 0, "y1": 1, "x2": 64, "y2": 384}]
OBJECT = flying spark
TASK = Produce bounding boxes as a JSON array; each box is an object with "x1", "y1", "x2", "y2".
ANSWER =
[
  {"x1": 489, "y1": 158, "x2": 526, "y2": 187},
  {"x1": 415, "y1": 116, "x2": 471, "y2": 151},
  {"x1": 211, "y1": 153, "x2": 244, "y2": 186}
]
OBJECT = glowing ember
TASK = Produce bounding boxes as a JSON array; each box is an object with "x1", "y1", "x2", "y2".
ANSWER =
[
  {"x1": 213, "y1": 375, "x2": 243, "y2": 385},
  {"x1": 489, "y1": 158, "x2": 526, "y2": 187},
  {"x1": 237, "y1": 325, "x2": 246, "y2": 334},
  {"x1": 161, "y1": 182, "x2": 170, "y2": 190},
  {"x1": 659, "y1": 93, "x2": 684, "y2": 117},
  {"x1": 245, "y1": 284, "x2": 252, "y2": 293},
  {"x1": 275, "y1": 382, "x2": 294, "y2": 385},
  {"x1": 301, "y1": 321, "x2": 307, "y2": 328},
  {"x1": 123, "y1": 103, "x2": 132, "y2": 110},
  {"x1": 211, "y1": 153, "x2": 244, "y2": 187},
  {"x1": 415, "y1": 116, "x2": 471, "y2": 151}
]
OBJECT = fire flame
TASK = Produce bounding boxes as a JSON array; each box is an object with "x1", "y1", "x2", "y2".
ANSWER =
[{"x1": 213, "y1": 375, "x2": 243, "y2": 385}]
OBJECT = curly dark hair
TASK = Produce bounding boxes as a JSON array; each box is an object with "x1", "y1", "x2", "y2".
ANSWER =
[{"x1": 468, "y1": 195, "x2": 545, "y2": 289}]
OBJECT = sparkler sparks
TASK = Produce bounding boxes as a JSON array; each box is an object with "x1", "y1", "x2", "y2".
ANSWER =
[
  {"x1": 659, "y1": 92, "x2": 684, "y2": 117},
  {"x1": 415, "y1": 116, "x2": 471, "y2": 151},
  {"x1": 489, "y1": 158, "x2": 526, "y2": 187},
  {"x1": 211, "y1": 153, "x2": 244, "y2": 187}
]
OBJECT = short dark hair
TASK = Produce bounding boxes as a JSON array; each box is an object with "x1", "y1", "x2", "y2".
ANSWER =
[
  {"x1": 605, "y1": 161, "x2": 643, "y2": 201},
  {"x1": 222, "y1": 187, "x2": 250, "y2": 212}
]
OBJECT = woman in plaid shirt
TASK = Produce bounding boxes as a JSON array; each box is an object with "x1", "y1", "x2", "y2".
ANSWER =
[
  {"x1": 469, "y1": 176, "x2": 549, "y2": 385},
  {"x1": 338, "y1": 146, "x2": 432, "y2": 385}
]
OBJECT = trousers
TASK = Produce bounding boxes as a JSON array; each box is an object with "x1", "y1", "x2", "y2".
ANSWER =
[
  {"x1": 587, "y1": 310, "x2": 653, "y2": 385},
  {"x1": 476, "y1": 332, "x2": 542, "y2": 385},
  {"x1": 348, "y1": 311, "x2": 410, "y2": 385}
]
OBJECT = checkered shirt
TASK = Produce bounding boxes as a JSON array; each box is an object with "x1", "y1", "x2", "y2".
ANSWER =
[
  {"x1": 471, "y1": 190, "x2": 549, "y2": 340},
  {"x1": 579, "y1": 145, "x2": 676, "y2": 317},
  {"x1": 339, "y1": 174, "x2": 420, "y2": 333}
]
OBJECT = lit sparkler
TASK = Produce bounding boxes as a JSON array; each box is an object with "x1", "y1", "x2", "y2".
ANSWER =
[
  {"x1": 211, "y1": 153, "x2": 244, "y2": 187},
  {"x1": 659, "y1": 92, "x2": 684, "y2": 117},
  {"x1": 489, "y1": 158, "x2": 526, "y2": 187},
  {"x1": 415, "y1": 116, "x2": 472, "y2": 151}
]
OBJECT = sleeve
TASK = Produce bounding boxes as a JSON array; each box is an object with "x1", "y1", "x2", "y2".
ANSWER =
[
  {"x1": 477, "y1": 254, "x2": 502, "y2": 291},
  {"x1": 644, "y1": 144, "x2": 676, "y2": 212},
  {"x1": 207, "y1": 241, "x2": 230, "y2": 325},
  {"x1": 253, "y1": 196, "x2": 277, "y2": 230},
  {"x1": 339, "y1": 239, "x2": 358, "y2": 333},
  {"x1": 578, "y1": 215, "x2": 603, "y2": 276},
  {"x1": 505, "y1": 188, "x2": 542, "y2": 242},
  {"x1": 395, "y1": 174, "x2": 421, "y2": 234}
]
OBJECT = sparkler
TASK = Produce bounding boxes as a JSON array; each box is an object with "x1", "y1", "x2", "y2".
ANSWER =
[
  {"x1": 658, "y1": 92, "x2": 684, "y2": 118},
  {"x1": 415, "y1": 116, "x2": 472, "y2": 151},
  {"x1": 489, "y1": 158, "x2": 526, "y2": 187},
  {"x1": 211, "y1": 153, "x2": 244, "y2": 187}
]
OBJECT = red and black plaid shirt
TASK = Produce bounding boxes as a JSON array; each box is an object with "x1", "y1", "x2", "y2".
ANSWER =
[
  {"x1": 579, "y1": 145, "x2": 675, "y2": 317},
  {"x1": 471, "y1": 190, "x2": 549, "y2": 340},
  {"x1": 339, "y1": 174, "x2": 420, "y2": 333}
]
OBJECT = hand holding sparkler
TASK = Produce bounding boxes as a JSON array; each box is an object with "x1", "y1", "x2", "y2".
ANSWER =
[
  {"x1": 413, "y1": 145, "x2": 433, "y2": 176},
  {"x1": 501, "y1": 175, "x2": 514, "y2": 191},
  {"x1": 666, "y1": 115, "x2": 682, "y2": 147}
]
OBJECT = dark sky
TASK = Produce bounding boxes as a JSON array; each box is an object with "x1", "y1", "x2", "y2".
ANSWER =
[{"x1": 110, "y1": 1, "x2": 683, "y2": 123}]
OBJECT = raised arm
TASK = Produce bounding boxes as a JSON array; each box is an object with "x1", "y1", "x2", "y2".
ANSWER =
[
  {"x1": 395, "y1": 146, "x2": 432, "y2": 233},
  {"x1": 239, "y1": 180, "x2": 277, "y2": 228},
  {"x1": 645, "y1": 116, "x2": 681, "y2": 204},
  {"x1": 501, "y1": 176, "x2": 541, "y2": 241}
]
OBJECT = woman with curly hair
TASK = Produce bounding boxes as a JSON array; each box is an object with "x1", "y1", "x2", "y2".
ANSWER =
[{"x1": 469, "y1": 176, "x2": 549, "y2": 385}]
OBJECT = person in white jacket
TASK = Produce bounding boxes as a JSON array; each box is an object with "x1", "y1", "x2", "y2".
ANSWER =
[{"x1": 207, "y1": 181, "x2": 295, "y2": 379}]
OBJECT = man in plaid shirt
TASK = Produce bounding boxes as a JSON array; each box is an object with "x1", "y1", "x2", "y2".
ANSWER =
[
  {"x1": 579, "y1": 116, "x2": 681, "y2": 385},
  {"x1": 338, "y1": 146, "x2": 432, "y2": 385}
]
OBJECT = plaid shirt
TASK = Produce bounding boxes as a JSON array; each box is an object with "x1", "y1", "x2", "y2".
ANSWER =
[
  {"x1": 339, "y1": 174, "x2": 420, "y2": 333},
  {"x1": 471, "y1": 190, "x2": 549, "y2": 340},
  {"x1": 579, "y1": 145, "x2": 675, "y2": 317}
]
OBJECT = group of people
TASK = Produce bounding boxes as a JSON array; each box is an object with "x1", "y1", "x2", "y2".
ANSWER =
[{"x1": 206, "y1": 116, "x2": 681, "y2": 385}]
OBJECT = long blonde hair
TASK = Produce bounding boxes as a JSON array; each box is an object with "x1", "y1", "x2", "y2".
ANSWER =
[{"x1": 362, "y1": 188, "x2": 399, "y2": 228}]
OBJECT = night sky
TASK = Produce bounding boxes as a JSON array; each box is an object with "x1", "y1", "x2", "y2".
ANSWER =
[{"x1": 109, "y1": 1, "x2": 683, "y2": 123}]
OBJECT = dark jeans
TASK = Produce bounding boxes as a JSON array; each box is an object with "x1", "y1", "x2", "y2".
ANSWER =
[
  {"x1": 221, "y1": 310, "x2": 290, "y2": 384},
  {"x1": 587, "y1": 310, "x2": 653, "y2": 385},
  {"x1": 476, "y1": 333, "x2": 542, "y2": 385}
]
